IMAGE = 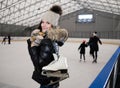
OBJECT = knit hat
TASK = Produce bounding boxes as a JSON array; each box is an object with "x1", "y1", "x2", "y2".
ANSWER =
[
  {"x1": 41, "y1": 11, "x2": 60, "y2": 26},
  {"x1": 41, "y1": 5, "x2": 62, "y2": 26}
]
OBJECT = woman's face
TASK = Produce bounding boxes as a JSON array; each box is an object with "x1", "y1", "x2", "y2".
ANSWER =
[{"x1": 41, "y1": 20, "x2": 52, "y2": 32}]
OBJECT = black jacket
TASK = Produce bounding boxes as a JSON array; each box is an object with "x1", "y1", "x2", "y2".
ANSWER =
[
  {"x1": 27, "y1": 38, "x2": 59, "y2": 85},
  {"x1": 88, "y1": 36, "x2": 102, "y2": 51},
  {"x1": 78, "y1": 43, "x2": 87, "y2": 54}
]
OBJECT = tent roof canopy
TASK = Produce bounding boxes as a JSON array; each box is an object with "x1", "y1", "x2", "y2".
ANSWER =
[{"x1": 0, "y1": 0, "x2": 120, "y2": 27}]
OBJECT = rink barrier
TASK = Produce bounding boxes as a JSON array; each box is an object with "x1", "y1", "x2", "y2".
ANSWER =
[
  {"x1": 0, "y1": 37, "x2": 119, "y2": 45},
  {"x1": 89, "y1": 47, "x2": 120, "y2": 88},
  {"x1": 67, "y1": 38, "x2": 120, "y2": 45}
]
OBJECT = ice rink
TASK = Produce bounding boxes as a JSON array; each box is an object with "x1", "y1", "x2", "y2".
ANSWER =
[{"x1": 0, "y1": 40, "x2": 119, "y2": 88}]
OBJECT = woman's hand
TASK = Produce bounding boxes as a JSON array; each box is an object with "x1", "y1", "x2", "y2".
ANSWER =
[
  {"x1": 30, "y1": 29, "x2": 44, "y2": 47},
  {"x1": 31, "y1": 35, "x2": 43, "y2": 47}
]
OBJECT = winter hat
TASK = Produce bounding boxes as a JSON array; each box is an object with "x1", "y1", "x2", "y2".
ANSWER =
[{"x1": 41, "y1": 5, "x2": 62, "y2": 26}]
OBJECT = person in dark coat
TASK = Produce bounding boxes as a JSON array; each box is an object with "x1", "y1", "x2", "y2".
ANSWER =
[
  {"x1": 1, "y1": 36, "x2": 7, "y2": 44},
  {"x1": 88, "y1": 33, "x2": 94, "y2": 57},
  {"x1": 78, "y1": 40, "x2": 88, "y2": 62},
  {"x1": 8, "y1": 35, "x2": 11, "y2": 44},
  {"x1": 27, "y1": 5, "x2": 68, "y2": 88},
  {"x1": 88, "y1": 32, "x2": 102, "y2": 63}
]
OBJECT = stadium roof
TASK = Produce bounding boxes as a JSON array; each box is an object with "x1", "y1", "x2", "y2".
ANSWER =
[{"x1": 0, "y1": 0, "x2": 120, "y2": 27}]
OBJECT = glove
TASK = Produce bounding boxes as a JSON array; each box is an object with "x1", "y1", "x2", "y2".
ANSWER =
[
  {"x1": 56, "y1": 41, "x2": 64, "y2": 46},
  {"x1": 30, "y1": 29, "x2": 43, "y2": 47},
  {"x1": 30, "y1": 29, "x2": 40, "y2": 42},
  {"x1": 31, "y1": 35, "x2": 43, "y2": 47}
]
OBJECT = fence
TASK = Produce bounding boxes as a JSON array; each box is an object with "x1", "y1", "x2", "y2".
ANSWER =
[
  {"x1": 69, "y1": 31, "x2": 120, "y2": 39},
  {"x1": 89, "y1": 47, "x2": 120, "y2": 88}
]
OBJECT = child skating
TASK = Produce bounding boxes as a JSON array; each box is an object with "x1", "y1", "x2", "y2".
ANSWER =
[{"x1": 78, "y1": 40, "x2": 88, "y2": 62}]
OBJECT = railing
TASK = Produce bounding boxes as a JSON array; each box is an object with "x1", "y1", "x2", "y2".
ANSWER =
[
  {"x1": 69, "y1": 31, "x2": 120, "y2": 39},
  {"x1": 89, "y1": 47, "x2": 120, "y2": 88}
]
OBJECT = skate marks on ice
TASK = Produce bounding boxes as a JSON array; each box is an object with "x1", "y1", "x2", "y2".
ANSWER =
[
  {"x1": 59, "y1": 42, "x2": 118, "y2": 88},
  {"x1": 0, "y1": 42, "x2": 39, "y2": 88},
  {"x1": 0, "y1": 42, "x2": 119, "y2": 88},
  {"x1": 0, "y1": 82, "x2": 21, "y2": 88}
]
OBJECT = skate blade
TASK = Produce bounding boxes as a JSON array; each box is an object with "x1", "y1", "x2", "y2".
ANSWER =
[
  {"x1": 47, "y1": 75, "x2": 69, "y2": 86},
  {"x1": 42, "y1": 69, "x2": 68, "y2": 73},
  {"x1": 42, "y1": 70, "x2": 69, "y2": 78}
]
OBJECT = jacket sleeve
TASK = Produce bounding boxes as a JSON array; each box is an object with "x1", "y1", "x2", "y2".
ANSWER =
[
  {"x1": 98, "y1": 38, "x2": 102, "y2": 45},
  {"x1": 27, "y1": 39, "x2": 40, "y2": 69},
  {"x1": 78, "y1": 44, "x2": 81, "y2": 50},
  {"x1": 27, "y1": 38, "x2": 55, "y2": 68},
  {"x1": 38, "y1": 39, "x2": 55, "y2": 67}
]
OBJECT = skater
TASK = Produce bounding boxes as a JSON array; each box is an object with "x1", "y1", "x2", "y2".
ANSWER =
[
  {"x1": 8, "y1": 35, "x2": 11, "y2": 44},
  {"x1": 88, "y1": 33, "x2": 94, "y2": 56},
  {"x1": 1, "y1": 36, "x2": 7, "y2": 44},
  {"x1": 88, "y1": 32, "x2": 102, "y2": 63},
  {"x1": 27, "y1": 5, "x2": 68, "y2": 88},
  {"x1": 78, "y1": 40, "x2": 88, "y2": 62}
]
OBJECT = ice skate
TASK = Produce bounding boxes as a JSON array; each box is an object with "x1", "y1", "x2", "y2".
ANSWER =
[
  {"x1": 42, "y1": 69, "x2": 69, "y2": 78},
  {"x1": 47, "y1": 75, "x2": 69, "y2": 86},
  {"x1": 42, "y1": 54, "x2": 69, "y2": 78},
  {"x1": 42, "y1": 54, "x2": 68, "y2": 71}
]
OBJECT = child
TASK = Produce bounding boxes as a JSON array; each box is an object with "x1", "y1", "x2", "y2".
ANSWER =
[{"x1": 78, "y1": 40, "x2": 88, "y2": 62}]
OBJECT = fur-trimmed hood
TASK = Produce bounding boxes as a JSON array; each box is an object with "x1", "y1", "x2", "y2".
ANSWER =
[{"x1": 46, "y1": 28, "x2": 68, "y2": 42}]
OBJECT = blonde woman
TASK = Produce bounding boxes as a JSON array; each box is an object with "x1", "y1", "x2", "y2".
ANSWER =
[{"x1": 27, "y1": 5, "x2": 68, "y2": 88}]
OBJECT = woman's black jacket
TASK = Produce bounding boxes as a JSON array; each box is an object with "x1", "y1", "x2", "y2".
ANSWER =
[{"x1": 27, "y1": 38, "x2": 59, "y2": 85}]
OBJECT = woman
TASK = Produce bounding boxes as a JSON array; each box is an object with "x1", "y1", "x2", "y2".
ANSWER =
[
  {"x1": 27, "y1": 5, "x2": 68, "y2": 88},
  {"x1": 88, "y1": 32, "x2": 102, "y2": 63}
]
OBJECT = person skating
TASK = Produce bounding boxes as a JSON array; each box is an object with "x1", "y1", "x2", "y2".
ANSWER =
[
  {"x1": 8, "y1": 35, "x2": 11, "y2": 44},
  {"x1": 1, "y1": 36, "x2": 7, "y2": 44},
  {"x1": 88, "y1": 32, "x2": 102, "y2": 63},
  {"x1": 78, "y1": 40, "x2": 88, "y2": 62}
]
